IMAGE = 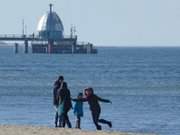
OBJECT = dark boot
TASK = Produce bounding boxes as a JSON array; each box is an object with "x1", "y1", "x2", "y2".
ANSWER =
[
  {"x1": 66, "y1": 120, "x2": 72, "y2": 128},
  {"x1": 64, "y1": 114, "x2": 72, "y2": 128},
  {"x1": 75, "y1": 120, "x2": 80, "y2": 129},
  {"x1": 76, "y1": 116, "x2": 81, "y2": 129},
  {"x1": 108, "y1": 121, "x2": 112, "y2": 128},
  {"x1": 55, "y1": 112, "x2": 58, "y2": 128},
  {"x1": 97, "y1": 125, "x2": 102, "y2": 130},
  {"x1": 99, "y1": 119, "x2": 112, "y2": 128},
  {"x1": 59, "y1": 115, "x2": 64, "y2": 127}
]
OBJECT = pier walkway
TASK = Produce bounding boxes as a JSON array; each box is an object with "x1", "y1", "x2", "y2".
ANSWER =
[
  {"x1": 0, "y1": 34, "x2": 78, "y2": 54},
  {"x1": 0, "y1": 34, "x2": 42, "y2": 53},
  {"x1": 0, "y1": 34, "x2": 40, "y2": 41}
]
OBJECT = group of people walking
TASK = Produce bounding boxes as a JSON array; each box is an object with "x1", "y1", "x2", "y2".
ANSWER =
[{"x1": 53, "y1": 75, "x2": 112, "y2": 130}]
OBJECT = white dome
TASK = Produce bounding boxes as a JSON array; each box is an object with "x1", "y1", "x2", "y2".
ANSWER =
[
  {"x1": 37, "y1": 12, "x2": 64, "y2": 32},
  {"x1": 37, "y1": 4, "x2": 64, "y2": 40}
]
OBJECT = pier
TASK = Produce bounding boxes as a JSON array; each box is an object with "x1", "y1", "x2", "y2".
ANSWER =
[
  {"x1": 0, "y1": 4, "x2": 97, "y2": 54},
  {"x1": 0, "y1": 34, "x2": 41, "y2": 54}
]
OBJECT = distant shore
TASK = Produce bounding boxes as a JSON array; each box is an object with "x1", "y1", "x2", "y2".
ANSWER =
[{"x1": 0, "y1": 125, "x2": 155, "y2": 135}]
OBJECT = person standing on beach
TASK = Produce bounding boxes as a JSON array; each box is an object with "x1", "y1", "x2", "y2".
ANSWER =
[
  {"x1": 74, "y1": 87, "x2": 112, "y2": 130},
  {"x1": 72, "y1": 92, "x2": 84, "y2": 129},
  {"x1": 85, "y1": 88, "x2": 112, "y2": 130},
  {"x1": 58, "y1": 82, "x2": 72, "y2": 128},
  {"x1": 53, "y1": 75, "x2": 64, "y2": 127}
]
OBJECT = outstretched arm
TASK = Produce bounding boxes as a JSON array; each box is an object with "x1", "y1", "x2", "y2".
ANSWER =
[
  {"x1": 96, "y1": 96, "x2": 111, "y2": 103},
  {"x1": 71, "y1": 98, "x2": 88, "y2": 102}
]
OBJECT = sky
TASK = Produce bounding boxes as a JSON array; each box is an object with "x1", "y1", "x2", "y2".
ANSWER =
[{"x1": 0, "y1": 0, "x2": 180, "y2": 46}]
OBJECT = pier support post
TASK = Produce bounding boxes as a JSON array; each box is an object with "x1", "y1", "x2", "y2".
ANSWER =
[
  {"x1": 15, "y1": 43, "x2": 19, "y2": 54},
  {"x1": 72, "y1": 40, "x2": 76, "y2": 54},
  {"x1": 48, "y1": 44, "x2": 51, "y2": 54},
  {"x1": 72, "y1": 44, "x2": 75, "y2": 54},
  {"x1": 86, "y1": 43, "x2": 92, "y2": 54},
  {"x1": 47, "y1": 40, "x2": 53, "y2": 54},
  {"x1": 24, "y1": 40, "x2": 28, "y2": 54}
]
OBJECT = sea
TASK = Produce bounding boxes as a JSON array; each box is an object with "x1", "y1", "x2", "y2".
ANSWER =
[{"x1": 0, "y1": 45, "x2": 180, "y2": 135}]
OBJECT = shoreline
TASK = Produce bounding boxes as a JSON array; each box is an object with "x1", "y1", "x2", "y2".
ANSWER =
[{"x1": 0, "y1": 125, "x2": 155, "y2": 135}]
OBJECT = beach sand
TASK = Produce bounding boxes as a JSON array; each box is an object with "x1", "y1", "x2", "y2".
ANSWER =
[{"x1": 0, "y1": 125, "x2": 155, "y2": 135}]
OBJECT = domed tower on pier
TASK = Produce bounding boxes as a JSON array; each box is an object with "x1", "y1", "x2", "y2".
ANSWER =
[
  {"x1": 37, "y1": 4, "x2": 64, "y2": 41},
  {"x1": 31, "y1": 4, "x2": 97, "y2": 54}
]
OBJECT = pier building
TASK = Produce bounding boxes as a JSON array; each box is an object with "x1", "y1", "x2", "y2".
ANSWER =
[{"x1": 0, "y1": 4, "x2": 97, "y2": 54}]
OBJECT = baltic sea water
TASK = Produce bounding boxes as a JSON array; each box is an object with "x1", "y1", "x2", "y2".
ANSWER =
[{"x1": 0, "y1": 46, "x2": 180, "y2": 135}]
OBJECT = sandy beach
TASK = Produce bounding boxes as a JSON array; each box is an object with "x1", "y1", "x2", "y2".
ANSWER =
[{"x1": 0, "y1": 125, "x2": 156, "y2": 135}]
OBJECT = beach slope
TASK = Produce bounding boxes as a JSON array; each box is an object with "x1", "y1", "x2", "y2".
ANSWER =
[{"x1": 0, "y1": 125, "x2": 155, "y2": 135}]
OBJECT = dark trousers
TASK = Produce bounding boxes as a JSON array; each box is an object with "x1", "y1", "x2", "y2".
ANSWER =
[
  {"x1": 62, "y1": 111, "x2": 72, "y2": 128},
  {"x1": 55, "y1": 109, "x2": 72, "y2": 128},
  {"x1": 75, "y1": 115, "x2": 81, "y2": 129},
  {"x1": 91, "y1": 110, "x2": 111, "y2": 130},
  {"x1": 55, "y1": 112, "x2": 59, "y2": 127}
]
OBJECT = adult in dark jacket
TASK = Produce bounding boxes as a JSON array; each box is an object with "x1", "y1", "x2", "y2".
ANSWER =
[
  {"x1": 73, "y1": 87, "x2": 112, "y2": 130},
  {"x1": 53, "y1": 75, "x2": 64, "y2": 127},
  {"x1": 58, "y1": 82, "x2": 72, "y2": 128}
]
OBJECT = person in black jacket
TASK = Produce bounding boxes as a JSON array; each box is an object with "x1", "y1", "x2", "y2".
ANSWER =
[
  {"x1": 58, "y1": 82, "x2": 72, "y2": 128},
  {"x1": 53, "y1": 75, "x2": 64, "y2": 127},
  {"x1": 72, "y1": 87, "x2": 112, "y2": 130}
]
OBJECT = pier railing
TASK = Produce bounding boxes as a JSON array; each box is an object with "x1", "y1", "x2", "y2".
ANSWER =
[
  {"x1": 0, "y1": 34, "x2": 40, "y2": 41},
  {"x1": 0, "y1": 34, "x2": 77, "y2": 41},
  {"x1": 0, "y1": 34, "x2": 35, "y2": 38}
]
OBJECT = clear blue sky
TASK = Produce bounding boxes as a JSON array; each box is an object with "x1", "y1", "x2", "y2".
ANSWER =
[{"x1": 0, "y1": 0, "x2": 180, "y2": 46}]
